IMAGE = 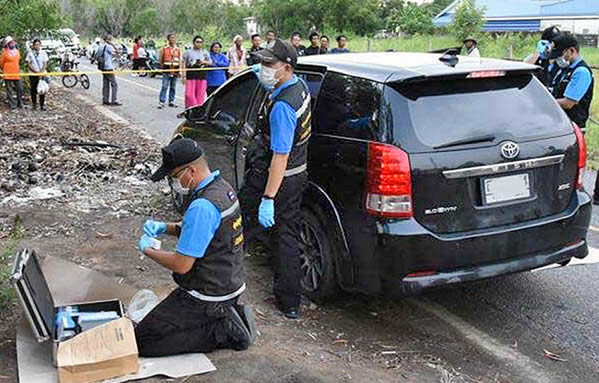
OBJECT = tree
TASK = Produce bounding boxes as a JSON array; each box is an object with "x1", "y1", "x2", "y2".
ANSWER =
[
  {"x1": 0, "y1": 0, "x2": 63, "y2": 41},
  {"x1": 449, "y1": 0, "x2": 485, "y2": 41},
  {"x1": 390, "y1": 4, "x2": 434, "y2": 35}
]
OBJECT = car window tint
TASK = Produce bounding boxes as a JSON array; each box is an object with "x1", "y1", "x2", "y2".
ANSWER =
[
  {"x1": 314, "y1": 72, "x2": 382, "y2": 140},
  {"x1": 389, "y1": 74, "x2": 571, "y2": 150},
  {"x1": 209, "y1": 72, "x2": 259, "y2": 125}
]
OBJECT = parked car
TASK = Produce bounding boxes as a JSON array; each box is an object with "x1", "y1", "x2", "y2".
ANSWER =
[{"x1": 169, "y1": 52, "x2": 591, "y2": 301}]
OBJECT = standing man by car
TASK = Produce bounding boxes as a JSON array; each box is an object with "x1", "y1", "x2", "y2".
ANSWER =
[
  {"x1": 98, "y1": 34, "x2": 121, "y2": 106},
  {"x1": 26, "y1": 39, "x2": 49, "y2": 111},
  {"x1": 240, "y1": 39, "x2": 311, "y2": 319},
  {"x1": 524, "y1": 26, "x2": 561, "y2": 86},
  {"x1": 546, "y1": 34, "x2": 595, "y2": 202},
  {"x1": 463, "y1": 36, "x2": 480, "y2": 57},
  {"x1": 330, "y1": 35, "x2": 350, "y2": 54},
  {"x1": 265, "y1": 30, "x2": 277, "y2": 48},
  {"x1": 159, "y1": 33, "x2": 182, "y2": 109},
  {"x1": 247, "y1": 34, "x2": 263, "y2": 66},
  {"x1": 1, "y1": 36, "x2": 23, "y2": 111},
  {"x1": 320, "y1": 35, "x2": 330, "y2": 53},
  {"x1": 137, "y1": 138, "x2": 256, "y2": 356},
  {"x1": 305, "y1": 32, "x2": 326, "y2": 56},
  {"x1": 290, "y1": 32, "x2": 305, "y2": 57}
]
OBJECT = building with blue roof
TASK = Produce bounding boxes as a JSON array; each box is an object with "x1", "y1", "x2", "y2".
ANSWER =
[{"x1": 434, "y1": 0, "x2": 599, "y2": 35}]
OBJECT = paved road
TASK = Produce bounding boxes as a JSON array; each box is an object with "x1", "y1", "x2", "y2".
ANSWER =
[{"x1": 74, "y1": 60, "x2": 599, "y2": 382}]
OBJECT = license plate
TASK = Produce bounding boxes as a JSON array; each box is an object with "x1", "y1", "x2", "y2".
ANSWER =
[{"x1": 483, "y1": 173, "x2": 531, "y2": 205}]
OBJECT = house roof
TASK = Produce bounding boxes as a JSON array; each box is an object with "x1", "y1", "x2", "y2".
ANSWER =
[
  {"x1": 296, "y1": 52, "x2": 537, "y2": 83},
  {"x1": 434, "y1": 0, "x2": 599, "y2": 28}
]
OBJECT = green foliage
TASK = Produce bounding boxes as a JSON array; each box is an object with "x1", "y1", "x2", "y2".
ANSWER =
[
  {"x1": 392, "y1": 4, "x2": 434, "y2": 35},
  {"x1": 130, "y1": 8, "x2": 160, "y2": 37},
  {"x1": 449, "y1": 0, "x2": 486, "y2": 41},
  {"x1": 0, "y1": 217, "x2": 24, "y2": 310},
  {"x1": 0, "y1": 0, "x2": 63, "y2": 41}
]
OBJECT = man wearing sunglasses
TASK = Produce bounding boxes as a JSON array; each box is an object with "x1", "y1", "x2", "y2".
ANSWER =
[{"x1": 135, "y1": 138, "x2": 256, "y2": 356}]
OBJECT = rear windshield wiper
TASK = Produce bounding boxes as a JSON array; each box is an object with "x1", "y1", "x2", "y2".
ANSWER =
[{"x1": 434, "y1": 134, "x2": 496, "y2": 150}]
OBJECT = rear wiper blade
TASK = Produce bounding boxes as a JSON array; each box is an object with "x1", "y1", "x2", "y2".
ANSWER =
[{"x1": 434, "y1": 134, "x2": 496, "y2": 150}]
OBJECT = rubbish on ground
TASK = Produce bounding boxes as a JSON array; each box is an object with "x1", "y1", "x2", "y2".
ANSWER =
[
  {"x1": 95, "y1": 231, "x2": 113, "y2": 238},
  {"x1": 543, "y1": 349, "x2": 567, "y2": 362},
  {"x1": 127, "y1": 289, "x2": 160, "y2": 324}
]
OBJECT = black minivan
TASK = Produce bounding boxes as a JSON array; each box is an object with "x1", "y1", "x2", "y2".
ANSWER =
[{"x1": 171, "y1": 52, "x2": 591, "y2": 301}]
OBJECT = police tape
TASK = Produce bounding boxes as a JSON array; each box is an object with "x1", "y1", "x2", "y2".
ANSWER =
[{"x1": 0, "y1": 65, "x2": 250, "y2": 78}]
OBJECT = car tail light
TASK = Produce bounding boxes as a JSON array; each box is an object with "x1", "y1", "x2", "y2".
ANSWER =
[
  {"x1": 406, "y1": 270, "x2": 438, "y2": 278},
  {"x1": 573, "y1": 122, "x2": 586, "y2": 189},
  {"x1": 366, "y1": 143, "x2": 412, "y2": 218},
  {"x1": 467, "y1": 70, "x2": 506, "y2": 78}
]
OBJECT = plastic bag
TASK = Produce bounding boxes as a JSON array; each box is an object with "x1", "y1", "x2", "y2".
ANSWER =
[
  {"x1": 37, "y1": 78, "x2": 49, "y2": 95},
  {"x1": 127, "y1": 289, "x2": 159, "y2": 323}
]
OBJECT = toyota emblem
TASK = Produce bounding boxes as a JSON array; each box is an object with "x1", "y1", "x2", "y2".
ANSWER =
[{"x1": 500, "y1": 141, "x2": 520, "y2": 160}]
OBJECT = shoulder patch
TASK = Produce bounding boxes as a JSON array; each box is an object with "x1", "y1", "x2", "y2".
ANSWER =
[{"x1": 227, "y1": 190, "x2": 236, "y2": 201}]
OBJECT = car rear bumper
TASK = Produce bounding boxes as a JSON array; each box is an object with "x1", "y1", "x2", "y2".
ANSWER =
[{"x1": 371, "y1": 190, "x2": 592, "y2": 296}]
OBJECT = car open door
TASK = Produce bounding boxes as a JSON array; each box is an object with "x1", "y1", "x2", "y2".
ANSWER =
[{"x1": 180, "y1": 72, "x2": 260, "y2": 187}]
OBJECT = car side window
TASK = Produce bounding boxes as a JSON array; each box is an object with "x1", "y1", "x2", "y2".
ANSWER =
[
  {"x1": 314, "y1": 72, "x2": 382, "y2": 140},
  {"x1": 209, "y1": 72, "x2": 259, "y2": 125},
  {"x1": 296, "y1": 72, "x2": 324, "y2": 103}
]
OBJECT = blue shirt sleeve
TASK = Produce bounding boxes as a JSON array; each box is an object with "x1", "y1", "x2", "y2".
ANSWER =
[
  {"x1": 564, "y1": 67, "x2": 592, "y2": 102},
  {"x1": 269, "y1": 101, "x2": 297, "y2": 154},
  {"x1": 176, "y1": 198, "x2": 221, "y2": 258}
]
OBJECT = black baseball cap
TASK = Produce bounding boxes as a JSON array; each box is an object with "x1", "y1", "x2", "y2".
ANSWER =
[
  {"x1": 252, "y1": 39, "x2": 297, "y2": 67},
  {"x1": 548, "y1": 33, "x2": 578, "y2": 59},
  {"x1": 150, "y1": 138, "x2": 204, "y2": 182},
  {"x1": 541, "y1": 26, "x2": 560, "y2": 42}
]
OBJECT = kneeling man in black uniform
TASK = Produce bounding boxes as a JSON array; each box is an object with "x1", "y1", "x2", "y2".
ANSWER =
[{"x1": 135, "y1": 138, "x2": 256, "y2": 356}]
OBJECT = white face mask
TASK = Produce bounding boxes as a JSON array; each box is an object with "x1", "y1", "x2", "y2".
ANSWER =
[
  {"x1": 556, "y1": 55, "x2": 570, "y2": 69},
  {"x1": 259, "y1": 65, "x2": 282, "y2": 89},
  {"x1": 171, "y1": 169, "x2": 190, "y2": 195}
]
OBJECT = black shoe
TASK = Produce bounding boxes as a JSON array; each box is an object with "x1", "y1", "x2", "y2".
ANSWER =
[
  {"x1": 282, "y1": 307, "x2": 299, "y2": 319},
  {"x1": 32, "y1": 104, "x2": 37, "y2": 110},
  {"x1": 236, "y1": 304, "x2": 258, "y2": 344},
  {"x1": 102, "y1": 101, "x2": 111, "y2": 105},
  {"x1": 168, "y1": 102, "x2": 178, "y2": 108},
  {"x1": 228, "y1": 305, "x2": 251, "y2": 350},
  {"x1": 593, "y1": 198, "x2": 599, "y2": 206},
  {"x1": 111, "y1": 102, "x2": 122, "y2": 106}
]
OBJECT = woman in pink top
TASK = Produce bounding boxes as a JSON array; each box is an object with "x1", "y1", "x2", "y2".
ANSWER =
[{"x1": 226, "y1": 35, "x2": 247, "y2": 77}]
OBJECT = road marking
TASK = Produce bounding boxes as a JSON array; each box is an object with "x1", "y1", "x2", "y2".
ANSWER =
[
  {"x1": 81, "y1": 63, "x2": 185, "y2": 102},
  {"x1": 589, "y1": 225, "x2": 599, "y2": 233},
  {"x1": 408, "y1": 298, "x2": 553, "y2": 383}
]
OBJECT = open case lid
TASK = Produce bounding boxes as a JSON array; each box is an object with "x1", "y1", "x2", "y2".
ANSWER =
[{"x1": 10, "y1": 248, "x2": 56, "y2": 342}]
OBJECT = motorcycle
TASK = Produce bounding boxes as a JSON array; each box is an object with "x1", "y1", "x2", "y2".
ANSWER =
[{"x1": 139, "y1": 48, "x2": 160, "y2": 78}]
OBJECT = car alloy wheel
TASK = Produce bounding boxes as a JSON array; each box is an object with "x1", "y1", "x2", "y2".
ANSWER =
[{"x1": 299, "y1": 216, "x2": 325, "y2": 293}]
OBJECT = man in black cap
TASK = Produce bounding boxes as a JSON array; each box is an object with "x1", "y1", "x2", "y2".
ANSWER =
[
  {"x1": 240, "y1": 39, "x2": 311, "y2": 319},
  {"x1": 134, "y1": 138, "x2": 256, "y2": 356},
  {"x1": 525, "y1": 26, "x2": 561, "y2": 86},
  {"x1": 547, "y1": 33, "x2": 595, "y2": 202}
]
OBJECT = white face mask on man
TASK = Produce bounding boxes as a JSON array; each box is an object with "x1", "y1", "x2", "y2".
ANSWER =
[
  {"x1": 259, "y1": 65, "x2": 283, "y2": 89},
  {"x1": 171, "y1": 168, "x2": 190, "y2": 195}
]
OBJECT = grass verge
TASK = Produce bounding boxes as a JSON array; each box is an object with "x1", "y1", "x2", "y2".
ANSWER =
[{"x1": 0, "y1": 216, "x2": 24, "y2": 309}]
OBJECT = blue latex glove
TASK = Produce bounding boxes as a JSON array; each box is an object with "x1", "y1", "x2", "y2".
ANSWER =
[
  {"x1": 251, "y1": 63, "x2": 261, "y2": 73},
  {"x1": 537, "y1": 40, "x2": 550, "y2": 59},
  {"x1": 258, "y1": 198, "x2": 275, "y2": 228},
  {"x1": 138, "y1": 235, "x2": 154, "y2": 253},
  {"x1": 143, "y1": 219, "x2": 166, "y2": 237}
]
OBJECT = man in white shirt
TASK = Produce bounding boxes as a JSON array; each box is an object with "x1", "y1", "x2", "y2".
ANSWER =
[{"x1": 463, "y1": 37, "x2": 480, "y2": 57}]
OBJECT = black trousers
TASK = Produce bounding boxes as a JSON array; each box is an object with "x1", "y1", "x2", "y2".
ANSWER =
[
  {"x1": 4, "y1": 79, "x2": 23, "y2": 109},
  {"x1": 594, "y1": 170, "x2": 599, "y2": 200},
  {"x1": 29, "y1": 76, "x2": 45, "y2": 108},
  {"x1": 239, "y1": 168, "x2": 308, "y2": 310},
  {"x1": 134, "y1": 288, "x2": 248, "y2": 357}
]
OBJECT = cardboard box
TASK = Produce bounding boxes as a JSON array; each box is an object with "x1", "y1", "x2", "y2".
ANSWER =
[{"x1": 11, "y1": 249, "x2": 140, "y2": 383}]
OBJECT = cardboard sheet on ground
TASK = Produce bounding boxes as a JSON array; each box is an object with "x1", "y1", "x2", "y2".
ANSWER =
[{"x1": 16, "y1": 256, "x2": 216, "y2": 382}]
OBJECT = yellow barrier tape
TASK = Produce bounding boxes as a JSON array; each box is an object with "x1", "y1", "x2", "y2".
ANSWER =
[{"x1": 0, "y1": 65, "x2": 250, "y2": 78}]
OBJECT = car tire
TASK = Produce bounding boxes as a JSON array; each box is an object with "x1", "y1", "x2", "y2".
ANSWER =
[{"x1": 300, "y1": 207, "x2": 339, "y2": 302}]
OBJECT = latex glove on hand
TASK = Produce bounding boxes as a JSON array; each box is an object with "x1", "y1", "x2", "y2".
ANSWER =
[
  {"x1": 138, "y1": 235, "x2": 154, "y2": 254},
  {"x1": 536, "y1": 40, "x2": 551, "y2": 59},
  {"x1": 143, "y1": 219, "x2": 166, "y2": 237},
  {"x1": 258, "y1": 198, "x2": 275, "y2": 228},
  {"x1": 251, "y1": 64, "x2": 261, "y2": 73}
]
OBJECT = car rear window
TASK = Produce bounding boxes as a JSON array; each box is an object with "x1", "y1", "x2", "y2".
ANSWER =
[{"x1": 388, "y1": 74, "x2": 570, "y2": 150}]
